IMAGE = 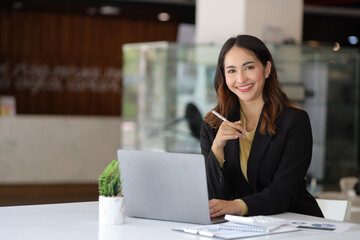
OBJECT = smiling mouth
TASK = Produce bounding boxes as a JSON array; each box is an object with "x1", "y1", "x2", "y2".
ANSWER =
[{"x1": 237, "y1": 83, "x2": 254, "y2": 92}]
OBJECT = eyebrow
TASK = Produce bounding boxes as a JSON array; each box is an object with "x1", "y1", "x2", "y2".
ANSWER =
[
  {"x1": 225, "y1": 61, "x2": 255, "y2": 69},
  {"x1": 242, "y1": 61, "x2": 255, "y2": 67}
]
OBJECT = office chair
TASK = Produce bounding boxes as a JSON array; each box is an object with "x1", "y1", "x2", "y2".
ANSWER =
[{"x1": 164, "y1": 102, "x2": 202, "y2": 139}]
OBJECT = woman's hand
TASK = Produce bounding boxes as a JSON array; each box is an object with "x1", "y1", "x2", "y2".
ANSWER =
[
  {"x1": 209, "y1": 199, "x2": 243, "y2": 217},
  {"x1": 211, "y1": 121, "x2": 245, "y2": 158},
  {"x1": 213, "y1": 121, "x2": 245, "y2": 148}
]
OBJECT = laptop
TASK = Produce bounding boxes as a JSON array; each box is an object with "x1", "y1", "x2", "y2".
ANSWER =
[{"x1": 117, "y1": 149, "x2": 225, "y2": 224}]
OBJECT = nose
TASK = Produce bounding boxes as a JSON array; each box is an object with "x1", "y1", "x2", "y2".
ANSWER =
[{"x1": 236, "y1": 70, "x2": 247, "y2": 84}]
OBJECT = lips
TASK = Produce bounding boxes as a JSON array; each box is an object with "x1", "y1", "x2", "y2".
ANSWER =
[{"x1": 236, "y1": 83, "x2": 254, "y2": 92}]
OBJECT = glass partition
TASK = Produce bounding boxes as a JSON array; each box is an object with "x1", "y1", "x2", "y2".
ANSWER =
[{"x1": 121, "y1": 41, "x2": 359, "y2": 188}]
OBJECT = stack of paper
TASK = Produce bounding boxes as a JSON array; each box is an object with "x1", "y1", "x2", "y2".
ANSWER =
[{"x1": 174, "y1": 215, "x2": 298, "y2": 239}]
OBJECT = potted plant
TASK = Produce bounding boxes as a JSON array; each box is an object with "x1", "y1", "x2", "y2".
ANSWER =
[{"x1": 98, "y1": 160, "x2": 125, "y2": 224}]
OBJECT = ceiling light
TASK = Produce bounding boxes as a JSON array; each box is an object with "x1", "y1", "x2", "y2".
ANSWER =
[
  {"x1": 348, "y1": 36, "x2": 358, "y2": 45},
  {"x1": 158, "y1": 12, "x2": 170, "y2": 22},
  {"x1": 99, "y1": 6, "x2": 121, "y2": 16},
  {"x1": 333, "y1": 42, "x2": 340, "y2": 51}
]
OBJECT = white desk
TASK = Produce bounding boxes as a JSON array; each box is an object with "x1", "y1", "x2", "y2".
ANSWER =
[{"x1": 1, "y1": 201, "x2": 360, "y2": 240}]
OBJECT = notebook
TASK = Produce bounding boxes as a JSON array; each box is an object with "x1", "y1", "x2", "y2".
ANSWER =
[
  {"x1": 117, "y1": 149, "x2": 225, "y2": 224},
  {"x1": 173, "y1": 222, "x2": 299, "y2": 239}
]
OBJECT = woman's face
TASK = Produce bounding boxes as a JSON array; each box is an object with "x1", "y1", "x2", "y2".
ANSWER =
[{"x1": 224, "y1": 46, "x2": 271, "y2": 105}]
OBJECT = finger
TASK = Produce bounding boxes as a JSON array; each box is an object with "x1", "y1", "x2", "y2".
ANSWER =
[
  {"x1": 209, "y1": 207, "x2": 218, "y2": 215},
  {"x1": 209, "y1": 200, "x2": 225, "y2": 217},
  {"x1": 209, "y1": 199, "x2": 217, "y2": 204},
  {"x1": 209, "y1": 199, "x2": 219, "y2": 208},
  {"x1": 215, "y1": 130, "x2": 241, "y2": 141},
  {"x1": 222, "y1": 121, "x2": 246, "y2": 136},
  {"x1": 219, "y1": 126, "x2": 243, "y2": 138},
  {"x1": 209, "y1": 200, "x2": 220, "y2": 213},
  {"x1": 210, "y1": 208, "x2": 223, "y2": 217},
  {"x1": 230, "y1": 121, "x2": 247, "y2": 135},
  {"x1": 209, "y1": 205, "x2": 219, "y2": 215},
  {"x1": 221, "y1": 134, "x2": 240, "y2": 140},
  {"x1": 221, "y1": 131, "x2": 243, "y2": 140}
]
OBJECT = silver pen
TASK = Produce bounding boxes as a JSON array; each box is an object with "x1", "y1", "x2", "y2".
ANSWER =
[
  {"x1": 211, "y1": 110, "x2": 246, "y2": 135},
  {"x1": 211, "y1": 110, "x2": 229, "y2": 122}
]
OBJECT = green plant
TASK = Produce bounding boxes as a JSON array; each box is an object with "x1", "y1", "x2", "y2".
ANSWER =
[{"x1": 98, "y1": 160, "x2": 122, "y2": 197}]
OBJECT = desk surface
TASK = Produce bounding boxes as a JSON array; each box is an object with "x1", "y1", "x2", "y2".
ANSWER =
[{"x1": 1, "y1": 201, "x2": 360, "y2": 240}]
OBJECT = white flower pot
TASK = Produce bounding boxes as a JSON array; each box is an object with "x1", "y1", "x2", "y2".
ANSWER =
[{"x1": 99, "y1": 195, "x2": 126, "y2": 225}]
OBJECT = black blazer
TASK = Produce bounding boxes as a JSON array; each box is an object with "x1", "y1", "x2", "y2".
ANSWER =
[{"x1": 200, "y1": 106, "x2": 323, "y2": 217}]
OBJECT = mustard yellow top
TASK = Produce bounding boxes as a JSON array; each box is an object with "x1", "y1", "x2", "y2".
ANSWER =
[
  {"x1": 239, "y1": 111, "x2": 256, "y2": 182},
  {"x1": 213, "y1": 111, "x2": 255, "y2": 216}
]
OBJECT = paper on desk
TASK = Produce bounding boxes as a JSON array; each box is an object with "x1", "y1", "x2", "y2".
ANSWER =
[
  {"x1": 173, "y1": 223, "x2": 299, "y2": 239},
  {"x1": 291, "y1": 220, "x2": 353, "y2": 233}
]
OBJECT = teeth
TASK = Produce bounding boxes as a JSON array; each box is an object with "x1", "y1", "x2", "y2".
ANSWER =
[{"x1": 239, "y1": 84, "x2": 252, "y2": 90}]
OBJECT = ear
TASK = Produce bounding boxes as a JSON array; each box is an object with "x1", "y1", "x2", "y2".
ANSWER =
[{"x1": 265, "y1": 61, "x2": 271, "y2": 78}]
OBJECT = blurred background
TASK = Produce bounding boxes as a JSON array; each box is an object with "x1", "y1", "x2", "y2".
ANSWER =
[{"x1": 0, "y1": 0, "x2": 359, "y2": 208}]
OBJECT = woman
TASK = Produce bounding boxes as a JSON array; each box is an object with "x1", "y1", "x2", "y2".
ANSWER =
[{"x1": 200, "y1": 35, "x2": 323, "y2": 218}]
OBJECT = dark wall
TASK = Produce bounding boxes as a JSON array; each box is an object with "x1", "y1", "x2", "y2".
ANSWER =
[
  {"x1": 0, "y1": 2, "x2": 194, "y2": 115},
  {"x1": 303, "y1": 13, "x2": 360, "y2": 47}
]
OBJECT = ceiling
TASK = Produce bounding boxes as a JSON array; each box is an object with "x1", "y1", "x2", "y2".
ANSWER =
[{"x1": 1, "y1": 0, "x2": 359, "y2": 46}]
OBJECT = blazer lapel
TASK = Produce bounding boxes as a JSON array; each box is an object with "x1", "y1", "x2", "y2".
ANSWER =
[{"x1": 247, "y1": 110, "x2": 272, "y2": 193}]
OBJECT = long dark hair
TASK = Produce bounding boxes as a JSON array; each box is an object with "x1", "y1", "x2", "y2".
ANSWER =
[{"x1": 204, "y1": 35, "x2": 297, "y2": 135}]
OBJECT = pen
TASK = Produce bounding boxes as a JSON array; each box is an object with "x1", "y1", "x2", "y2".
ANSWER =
[
  {"x1": 211, "y1": 110, "x2": 229, "y2": 122},
  {"x1": 211, "y1": 110, "x2": 246, "y2": 135},
  {"x1": 297, "y1": 226, "x2": 335, "y2": 231}
]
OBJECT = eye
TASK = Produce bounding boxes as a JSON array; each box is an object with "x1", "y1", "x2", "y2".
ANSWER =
[
  {"x1": 227, "y1": 69, "x2": 236, "y2": 74},
  {"x1": 245, "y1": 65, "x2": 254, "y2": 70}
]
